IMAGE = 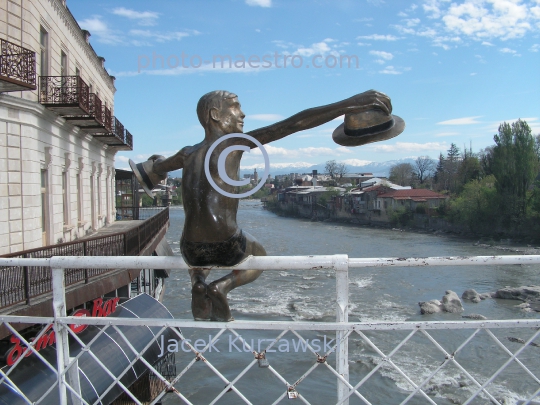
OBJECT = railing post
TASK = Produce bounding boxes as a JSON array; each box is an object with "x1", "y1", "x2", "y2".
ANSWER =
[
  {"x1": 23, "y1": 266, "x2": 30, "y2": 304},
  {"x1": 334, "y1": 254, "x2": 349, "y2": 405},
  {"x1": 52, "y1": 266, "x2": 69, "y2": 404},
  {"x1": 52, "y1": 265, "x2": 82, "y2": 405}
]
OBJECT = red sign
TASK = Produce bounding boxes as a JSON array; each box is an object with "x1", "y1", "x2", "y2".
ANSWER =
[{"x1": 5, "y1": 297, "x2": 120, "y2": 366}]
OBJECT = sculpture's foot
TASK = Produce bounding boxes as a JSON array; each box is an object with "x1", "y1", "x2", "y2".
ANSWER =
[
  {"x1": 191, "y1": 281, "x2": 212, "y2": 321},
  {"x1": 207, "y1": 282, "x2": 234, "y2": 322}
]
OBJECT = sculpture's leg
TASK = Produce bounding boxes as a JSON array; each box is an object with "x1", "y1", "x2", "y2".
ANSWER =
[
  {"x1": 207, "y1": 231, "x2": 266, "y2": 322},
  {"x1": 189, "y1": 268, "x2": 212, "y2": 321}
]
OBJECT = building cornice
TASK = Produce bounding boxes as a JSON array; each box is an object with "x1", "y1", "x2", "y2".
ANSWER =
[{"x1": 46, "y1": 0, "x2": 116, "y2": 94}]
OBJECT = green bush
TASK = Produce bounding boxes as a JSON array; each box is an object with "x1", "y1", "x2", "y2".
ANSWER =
[{"x1": 388, "y1": 206, "x2": 412, "y2": 227}]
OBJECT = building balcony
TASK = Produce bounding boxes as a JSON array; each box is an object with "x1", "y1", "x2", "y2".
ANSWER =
[
  {"x1": 0, "y1": 38, "x2": 37, "y2": 92},
  {"x1": 64, "y1": 93, "x2": 109, "y2": 132},
  {"x1": 39, "y1": 75, "x2": 90, "y2": 115},
  {"x1": 93, "y1": 116, "x2": 133, "y2": 150}
]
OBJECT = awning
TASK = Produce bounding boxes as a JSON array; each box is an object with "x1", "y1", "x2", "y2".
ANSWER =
[{"x1": 0, "y1": 294, "x2": 175, "y2": 405}]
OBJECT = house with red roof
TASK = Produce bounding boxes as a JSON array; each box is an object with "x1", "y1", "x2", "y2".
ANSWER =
[{"x1": 377, "y1": 189, "x2": 448, "y2": 219}]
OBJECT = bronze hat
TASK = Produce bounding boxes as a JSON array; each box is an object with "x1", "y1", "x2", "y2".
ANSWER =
[{"x1": 332, "y1": 109, "x2": 405, "y2": 147}]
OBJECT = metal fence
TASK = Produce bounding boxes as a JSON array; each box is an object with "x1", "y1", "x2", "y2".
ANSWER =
[
  {"x1": 0, "y1": 38, "x2": 36, "y2": 90},
  {"x1": 0, "y1": 254, "x2": 539, "y2": 405},
  {"x1": 0, "y1": 208, "x2": 169, "y2": 309}
]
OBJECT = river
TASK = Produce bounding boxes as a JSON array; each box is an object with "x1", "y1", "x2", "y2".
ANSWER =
[{"x1": 160, "y1": 201, "x2": 540, "y2": 405}]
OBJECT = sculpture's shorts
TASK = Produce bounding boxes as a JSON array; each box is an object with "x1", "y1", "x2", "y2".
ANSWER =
[{"x1": 180, "y1": 229, "x2": 247, "y2": 267}]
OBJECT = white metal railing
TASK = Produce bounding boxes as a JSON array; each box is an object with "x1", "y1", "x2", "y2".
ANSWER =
[{"x1": 0, "y1": 254, "x2": 540, "y2": 405}]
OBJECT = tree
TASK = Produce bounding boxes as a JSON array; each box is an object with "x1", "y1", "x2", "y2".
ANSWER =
[
  {"x1": 413, "y1": 156, "x2": 435, "y2": 184},
  {"x1": 336, "y1": 162, "x2": 348, "y2": 183},
  {"x1": 457, "y1": 147, "x2": 481, "y2": 191},
  {"x1": 491, "y1": 120, "x2": 539, "y2": 220},
  {"x1": 434, "y1": 144, "x2": 461, "y2": 193},
  {"x1": 325, "y1": 160, "x2": 338, "y2": 179},
  {"x1": 448, "y1": 175, "x2": 499, "y2": 231},
  {"x1": 389, "y1": 163, "x2": 415, "y2": 186}
]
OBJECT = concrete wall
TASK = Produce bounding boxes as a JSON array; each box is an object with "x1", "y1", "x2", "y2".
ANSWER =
[
  {"x1": 0, "y1": 0, "x2": 118, "y2": 254},
  {"x1": 0, "y1": 95, "x2": 116, "y2": 254}
]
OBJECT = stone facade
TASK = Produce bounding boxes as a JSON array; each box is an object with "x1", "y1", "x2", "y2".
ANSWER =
[{"x1": 0, "y1": 0, "x2": 118, "y2": 254}]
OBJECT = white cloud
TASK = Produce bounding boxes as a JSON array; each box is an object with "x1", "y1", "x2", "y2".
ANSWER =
[
  {"x1": 531, "y1": 44, "x2": 540, "y2": 52},
  {"x1": 404, "y1": 18, "x2": 421, "y2": 27},
  {"x1": 78, "y1": 16, "x2": 123, "y2": 44},
  {"x1": 115, "y1": 155, "x2": 130, "y2": 163},
  {"x1": 296, "y1": 41, "x2": 332, "y2": 57},
  {"x1": 245, "y1": 0, "x2": 272, "y2": 7},
  {"x1": 397, "y1": 1, "x2": 540, "y2": 49},
  {"x1": 112, "y1": 7, "x2": 159, "y2": 26},
  {"x1": 357, "y1": 34, "x2": 400, "y2": 41},
  {"x1": 442, "y1": 0, "x2": 537, "y2": 40},
  {"x1": 129, "y1": 29, "x2": 197, "y2": 42},
  {"x1": 423, "y1": 0, "x2": 443, "y2": 19},
  {"x1": 499, "y1": 47, "x2": 517, "y2": 54},
  {"x1": 247, "y1": 114, "x2": 284, "y2": 121},
  {"x1": 369, "y1": 50, "x2": 393, "y2": 60},
  {"x1": 371, "y1": 142, "x2": 448, "y2": 153},
  {"x1": 437, "y1": 116, "x2": 482, "y2": 125},
  {"x1": 379, "y1": 65, "x2": 410, "y2": 75}
]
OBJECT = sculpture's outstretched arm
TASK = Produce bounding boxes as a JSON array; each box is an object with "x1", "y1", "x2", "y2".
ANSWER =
[
  {"x1": 246, "y1": 90, "x2": 392, "y2": 146},
  {"x1": 152, "y1": 147, "x2": 188, "y2": 174}
]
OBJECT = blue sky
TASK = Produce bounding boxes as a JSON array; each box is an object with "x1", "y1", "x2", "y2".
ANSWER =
[{"x1": 68, "y1": 0, "x2": 540, "y2": 171}]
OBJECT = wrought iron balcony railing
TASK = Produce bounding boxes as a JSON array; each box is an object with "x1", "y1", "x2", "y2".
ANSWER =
[
  {"x1": 39, "y1": 75, "x2": 90, "y2": 115},
  {"x1": 93, "y1": 116, "x2": 133, "y2": 151},
  {"x1": 64, "y1": 93, "x2": 105, "y2": 130},
  {"x1": 103, "y1": 105, "x2": 112, "y2": 132},
  {"x1": 124, "y1": 129, "x2": 133, "y2": 150},
  {"x1": 0, "y1": 38, "x2": 36, "y2": 92}
]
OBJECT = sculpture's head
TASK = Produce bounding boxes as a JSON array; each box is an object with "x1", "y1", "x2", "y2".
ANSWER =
[{"x1": 197, "y1": 90, "x2": 245, "y2": 135}]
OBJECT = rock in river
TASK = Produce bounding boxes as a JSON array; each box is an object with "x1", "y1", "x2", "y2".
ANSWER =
[{"x1": 419, "y1": 290, "x2": 463, "y2": 314}]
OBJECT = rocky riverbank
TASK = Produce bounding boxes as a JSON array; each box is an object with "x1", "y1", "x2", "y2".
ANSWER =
[{"x1": 419, "y1": 286, "x2": 540, "y2": 315}]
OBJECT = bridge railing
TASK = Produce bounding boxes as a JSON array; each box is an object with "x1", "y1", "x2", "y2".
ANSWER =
[
  {"x1": 0, "y1": 208, "x2": 169, "y2": 310},
  {"x1": 0, "y1": 254, "x2": 539, "y2": 405}
]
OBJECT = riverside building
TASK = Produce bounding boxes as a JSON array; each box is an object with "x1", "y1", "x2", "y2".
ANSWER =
[{"x1": 0, "y1": 1, "x2": 175, "y2": 403}]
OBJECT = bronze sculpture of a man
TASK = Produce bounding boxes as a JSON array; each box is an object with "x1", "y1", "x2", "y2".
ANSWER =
[{"x1": 130, "y1": 90, "x2": 403, "y2": 321}]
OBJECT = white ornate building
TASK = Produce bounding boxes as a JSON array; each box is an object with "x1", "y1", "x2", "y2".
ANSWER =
[{"x1": 0, "y1": 0, "x2": 133, "y2": 254}]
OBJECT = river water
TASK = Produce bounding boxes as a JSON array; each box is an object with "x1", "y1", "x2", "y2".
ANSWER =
[{"x1": 161, "y1": 201, "x2": 540, "y2": 405}]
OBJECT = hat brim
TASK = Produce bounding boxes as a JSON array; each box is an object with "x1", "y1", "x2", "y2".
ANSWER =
[
  {"x1": 332, "y1": 115, "x2": 405, "y2": 147},
  {"x1": 129, "y1": 159, "x2": 155, "y2": 198}
]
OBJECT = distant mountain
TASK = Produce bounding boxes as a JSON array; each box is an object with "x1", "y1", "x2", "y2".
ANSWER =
[
  {"x1": 166, "y1": 157, "x2": 417, "y2": 179},
  {"x1": 239, "y1": 157, "x2": 417, "y2": 178}
]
